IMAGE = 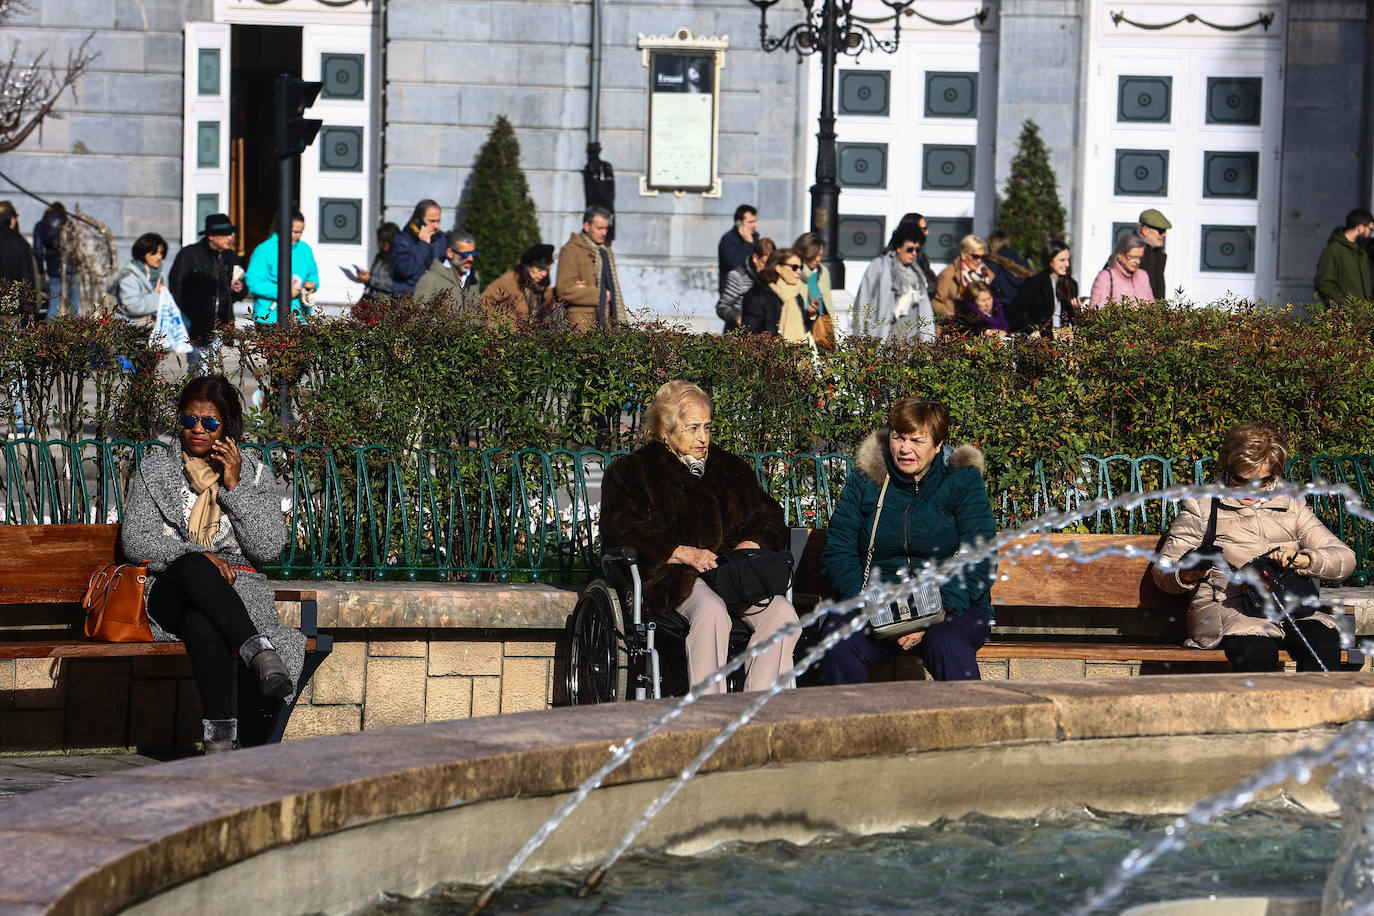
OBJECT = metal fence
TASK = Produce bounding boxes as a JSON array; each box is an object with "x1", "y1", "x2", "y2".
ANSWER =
[{"x1": 2, "y1": 439, "x2": 1369, "y2": 584}]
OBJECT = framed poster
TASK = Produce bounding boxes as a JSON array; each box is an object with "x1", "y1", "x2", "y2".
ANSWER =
[{"x1": 638, "y1": 29, "x2": 727, "y2": 197}]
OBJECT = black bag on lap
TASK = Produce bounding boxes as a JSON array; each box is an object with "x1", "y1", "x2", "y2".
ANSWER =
[
  {"x1": 1238, "y1": 550, "x2": 1321, "y2": 620},
  {"x1": 699, "y1": 548, "x2": 794, "y2": 610}
]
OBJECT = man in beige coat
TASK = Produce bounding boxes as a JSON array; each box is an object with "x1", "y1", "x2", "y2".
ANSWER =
[{"x1": 554, "y1": 205, "x2": 624, "y2": 330}]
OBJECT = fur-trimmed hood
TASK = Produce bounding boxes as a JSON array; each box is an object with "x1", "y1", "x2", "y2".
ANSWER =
[{"x1": 854, "y1": 426, "x2": 985, "y2": 484}]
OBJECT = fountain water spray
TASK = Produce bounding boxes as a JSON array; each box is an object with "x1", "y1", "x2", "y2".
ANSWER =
[{"x1": 469, "y1": 479, "x2": 1370, "y2": 913}]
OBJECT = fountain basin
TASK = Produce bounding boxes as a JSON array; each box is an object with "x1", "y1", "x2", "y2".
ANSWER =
[{"x1": 4, "y1": 673, "x2": 1373, "y2": 916}]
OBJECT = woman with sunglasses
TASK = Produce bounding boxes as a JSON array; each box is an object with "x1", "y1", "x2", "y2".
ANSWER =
[
  {"x1": 931, "y1": 235, "x2": 995, "y2": 321},
  {"x1": 741, "y1": 247, "x2": 815, "y2": 341},
  {"x1": 1151, "y1": 423, "x2": 1354, "y2": 672},
  {"x1": 853, "y1": 225, "x2": 933, "y2": 341},
  {"x1": 121, "y1": 375, "x2": 302, "y2": 753}
]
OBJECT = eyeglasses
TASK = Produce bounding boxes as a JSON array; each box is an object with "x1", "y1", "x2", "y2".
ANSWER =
[
  {"x1": 453, "y1": 248, "x2": 478, "y2": 259},
  {"x1": 179, "y1": 414, "x2": 222, "y2": 433},
  {"x1": 1230, "y1": 472, "x2": 1277, "y2": 488}
]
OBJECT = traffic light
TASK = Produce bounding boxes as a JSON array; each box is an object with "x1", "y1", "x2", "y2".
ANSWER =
[{"x1": 274, "y1": 76, "x2": 322, "y2": 158}]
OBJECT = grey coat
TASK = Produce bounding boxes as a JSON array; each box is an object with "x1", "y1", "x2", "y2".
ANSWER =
[
  {"x1": 120, "y1": 443, "x2": 304, "y2": 692},
  {"x1": 853, "y1": 251, "x2": 934, "y2": 342}
]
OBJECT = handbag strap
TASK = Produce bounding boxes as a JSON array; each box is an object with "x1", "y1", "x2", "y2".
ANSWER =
[
  {"x1": 860, "y1": 476, "x2": 891, "y2": 590},
  {"x1": 1199, "y1": 496, "x2": 1220, "y2": 554}
]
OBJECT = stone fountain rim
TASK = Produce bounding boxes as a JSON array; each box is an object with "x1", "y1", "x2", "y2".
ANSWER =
[{"x1": 4, "y1": 672, "x2": 1374, "y2": 916}]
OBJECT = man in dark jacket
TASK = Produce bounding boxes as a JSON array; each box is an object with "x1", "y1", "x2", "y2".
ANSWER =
[
  {"x1": 1314, "y1": 208, "x2": 1374, "y2": 309},
  {"x1": 168, "y1": 213, "x2": 245, "y2": 367},
  {"x1": 390, "y1": 198, "x2": 447, "y2": 297},
  {"x1": 0, "y1": 200, "x2": 42, "y2": 323},
  {"x1": 1137, "y1": 208, "x2": 1171, "y2": 300},
  {"x1": 717, "y1": 204, "x2": 756, "y2": 294},
  {"x1": 33, "y1": 203, "x2": 78, "y2": 320}
]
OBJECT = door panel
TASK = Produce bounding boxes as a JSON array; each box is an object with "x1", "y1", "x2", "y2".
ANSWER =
[{"x1": 183, "y1": 23, "x2": 231, "y2": 246}]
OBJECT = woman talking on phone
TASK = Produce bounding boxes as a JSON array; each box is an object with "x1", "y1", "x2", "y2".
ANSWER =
[{"x1": 121, "y1": 376, "x2": 302, "y2": 753}]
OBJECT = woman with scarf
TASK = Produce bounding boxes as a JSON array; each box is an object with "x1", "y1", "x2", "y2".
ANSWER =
[
  {"x1": 113, "y1": 232, "x2": 168, "y2": 327},
  {"x1": 853, "y1": 225, "x2": 933, "y2": 341},
  {"x1": 600, "y1": 380, "x2": 799, "y2": 693},
  {"x1": 1005, "y1": 240, "x2": 1083, "y2": 334},
  {"x1": 931, "y1": 234, "x2": 996, "y2": 321},
  {"x1": 741, "y1": 247, "x2": 815, "y2": 342},
  {"x1": 121, "y1": 375, "x2": 302, "y2": 753}
]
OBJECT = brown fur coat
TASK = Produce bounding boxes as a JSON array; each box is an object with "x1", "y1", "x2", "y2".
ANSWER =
[{"x1": 600, "y1": 441, "x2": 788, "y2": 612}]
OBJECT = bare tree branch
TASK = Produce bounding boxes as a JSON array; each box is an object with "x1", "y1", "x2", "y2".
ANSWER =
[{"x1": 0, "y1": 5, "x2": 98, "y2": 155}]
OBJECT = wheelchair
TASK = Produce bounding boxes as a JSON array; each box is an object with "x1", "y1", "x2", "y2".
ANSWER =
[
  {"x1": 564, "y1": 531, "x2": 816, "y2": 704},
  {"x1": 565, "y1": 548, "x2": 747, "y2": 702}
]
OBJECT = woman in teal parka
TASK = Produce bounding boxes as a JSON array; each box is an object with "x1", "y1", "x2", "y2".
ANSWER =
[{"x1": 819, "y1": 398, "x2": 997, "y2": 682}]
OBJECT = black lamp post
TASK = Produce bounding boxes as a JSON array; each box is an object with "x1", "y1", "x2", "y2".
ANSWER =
[{"x1": 751, "y1": 0, "x2": 916, "y2": 288}]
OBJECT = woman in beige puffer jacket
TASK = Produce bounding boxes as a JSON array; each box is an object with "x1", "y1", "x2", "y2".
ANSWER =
[{"x1": 1151, "y1": 423, "x2": 1355, "y2": 671}]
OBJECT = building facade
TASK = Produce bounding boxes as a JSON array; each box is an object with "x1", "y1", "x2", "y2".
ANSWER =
[{"x1": 4, "y1": 0, "x2": 1370, "y2": 327}]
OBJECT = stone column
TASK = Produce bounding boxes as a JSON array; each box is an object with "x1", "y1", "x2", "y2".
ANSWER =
[
  {"x1": 992, "y1": 0, "x2": 1087, "y2": 245},
  {"x1": 1275, "y1": 1, "x2": 1373, "y2": 308}
]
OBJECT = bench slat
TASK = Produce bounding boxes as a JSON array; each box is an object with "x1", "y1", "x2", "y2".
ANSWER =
[
  {"x1": 0, "y1": 524, "x2": 125, "y2": 600},
  {"x1": 992, "y1": 533, "x2": 1179, "y2": 609},
  {"x1": 0, "y1": 636, "x2": 320, "y2": 660}
]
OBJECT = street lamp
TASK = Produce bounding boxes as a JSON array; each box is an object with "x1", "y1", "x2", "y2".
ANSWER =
[{"x1": 751, "y1": 0, "x2": 916, "y2": 288}]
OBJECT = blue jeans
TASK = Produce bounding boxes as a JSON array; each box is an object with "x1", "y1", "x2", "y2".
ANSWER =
[
  {"x1": 820, "y1": 605, "x2": 991, "y2": 683},
  {"x1": 44, "y1": 276, "x2": 79, "y2": 321}
]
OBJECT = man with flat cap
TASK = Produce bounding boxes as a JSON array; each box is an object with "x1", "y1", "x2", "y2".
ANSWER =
[
  {"x1": 480, "y1": 243, "x2": 556, "y2": 326},
  {"x1": 1137, "y1": 208, "x2": 1171, "y2": 301},
  {"x1": 168, "y1": 213, "x2": 247, "y2": 371}
]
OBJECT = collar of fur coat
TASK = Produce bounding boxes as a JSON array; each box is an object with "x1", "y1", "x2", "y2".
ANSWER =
[{"x1": 855, "y1": 426, "x2": 985, "y2": 484}]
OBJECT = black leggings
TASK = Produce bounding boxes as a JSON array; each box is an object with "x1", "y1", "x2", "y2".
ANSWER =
[
  {"x1": 1221, "y1": 618, "x2": 1343, "y2": 673},
  {"x1": 147, "y1": 552, "x2": 258, "y2": 720}
]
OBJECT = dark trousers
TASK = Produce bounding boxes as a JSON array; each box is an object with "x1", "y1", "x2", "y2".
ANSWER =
[
  {"x1": 821, "y1": 606, "x2": 991, "y2": 684},
  {"x1": 147, "y1": 552, "x2": 258, "y2": 720},
  {"x1": 1221, "y1": 618, "x2": 1343, "y2": 673}
]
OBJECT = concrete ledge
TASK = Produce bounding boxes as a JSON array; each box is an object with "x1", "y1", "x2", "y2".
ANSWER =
[
  {"x1": 3, "y1": 673, "x2": 1373, "y2": 915},
  {"x1": 288, "y1": 580, "x2": 580, "y2": 630}
]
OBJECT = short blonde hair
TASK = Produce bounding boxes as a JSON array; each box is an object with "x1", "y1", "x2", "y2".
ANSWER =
[
  {"x1": 642, "y1": 380, "x2": 711, "y2": 443},
  {"x1": 1218, "y1": 423, "x2": 1289, "y2": 479},
  {"x1": 960, "y1": 234, "x2": 986, "y2": 255}
]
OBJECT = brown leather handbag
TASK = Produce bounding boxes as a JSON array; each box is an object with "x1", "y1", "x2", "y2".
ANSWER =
[{"x1": 82, "y1": 564, "x2": 153, "y2": 642}]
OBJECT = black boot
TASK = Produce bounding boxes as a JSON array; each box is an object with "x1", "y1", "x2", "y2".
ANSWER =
[
  {"x1": 202, "y1": 718, "x2": 237, "y2": 754},
  {"x1": 239, "y1": 634, "x2": 295, "y2": 700}
]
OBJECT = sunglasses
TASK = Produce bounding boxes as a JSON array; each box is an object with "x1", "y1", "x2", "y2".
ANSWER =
[
  {"x1": 966, "y1": 253, "x2": 985, "y2": 260},
  {"x1": 1230, "y1": 472, "x2": 1276, "y2": 488},
  {"x1": 453, "y1": 248, "x2": 478, "y2": 259},
  {"x1": 780, "y1": 262, "x2": 802, "y2": 270},
  {"x1": 899, "y1": 245, "x2": 919, "y2": 254},
  {"x1": 179, "y1": 414, "x2": 222, "y2": 433}
]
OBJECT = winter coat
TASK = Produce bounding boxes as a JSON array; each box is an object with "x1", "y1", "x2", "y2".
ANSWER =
[
  {"x1": 986, "y1": 249, "x2": 1032, "y2": 303},
  {"x1": 741, "y1": 277, "x2": 809, "y2": 338},
  {"x1": 853, "y1": 251, "x2": 934, "y2": 342},
  {"x1": 932, "y1": 259, "x2": 995, "y2": 319},
  {"x1": 166, "y1": 239, "x2": 244, "y2": 342},
  {"x1": 120, "y1": 442, "x2": 304, "y2": 692},
  {"x1": 1088, "y1": 261, "x2": 1153, "y2": 309},
  {"x1": 717, "y1": 260, "x2": 757, "y2": 330},
  {"x1": 1151, "y1": 493, "x2": 1355, "y2": 648},
  {"x1": 0, "y1": 226, "x2": 41, "y2": 319},
  {"x1": 1140, "y1": 244, "x2": 1167, "y2": 300},
  {"x1": 480, "y1": 269, "x2": 553, "y2": 325},
  {"x1": 554, "y1": 231, "x2": 624, "y2": 328},
  {"x1": 390, "y1": 225, "x2": 447, "y2": 297},
  {"x1": 245, "y1": 234, "x2": 320, "y2": 322},
  {"x1": 1314, "y1": 228, "x2": 1372, "y2": 307},
  {"x1": 32, "y1": 210, "x2": 70, "y2": 279},
  {"x1": 718, "y1": 227, "x2": 754, "y2": 294},
  {"x1": 1005, "y1": 270, "x2": 1078, "y2": 333},
  {"x1": 114, "y1": 258, "x2": 161, "y2": 321},
  {"x1": 414, "y1": 257, "x2": 480, "y2": 313},
  {"x1": 600, "y1": 441, "x2": 789, "y2": 614},
  {"x1": 953, "y1": 296, "x2": 1010, "y2": 335},
  {"x1": 821, "y1": 429, "x2": 996, "y2": 615}
]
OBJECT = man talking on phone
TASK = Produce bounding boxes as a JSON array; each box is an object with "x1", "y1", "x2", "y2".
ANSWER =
[{"x1": 391, "y1": 198, "x2": 448, "y2": 297}]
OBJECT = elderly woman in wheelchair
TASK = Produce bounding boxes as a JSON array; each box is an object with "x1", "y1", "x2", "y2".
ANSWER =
[{"x1": 568, "y1": 380, "x2": 799, "y2": 702}]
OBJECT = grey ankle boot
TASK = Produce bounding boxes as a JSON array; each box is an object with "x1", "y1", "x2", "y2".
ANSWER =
[
  {"x1": 240, "y1": 634, "x2": 294, "y2": 700},
  {"x1": 202, "y1": 718, "x2": 237, "y2": 754}
]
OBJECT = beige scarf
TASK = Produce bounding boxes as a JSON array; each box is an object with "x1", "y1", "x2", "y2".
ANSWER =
[
  {"x1": 183, "y1": 454, "x2": 222, "y2": 547},
  {"x1": 770, "y1": 278, "x2": 808, "y2": 343}
]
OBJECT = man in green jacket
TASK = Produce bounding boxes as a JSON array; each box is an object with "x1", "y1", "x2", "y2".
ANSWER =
[{"x1": 1314, "y1": 208, "x2": 1373, "y2": 309}]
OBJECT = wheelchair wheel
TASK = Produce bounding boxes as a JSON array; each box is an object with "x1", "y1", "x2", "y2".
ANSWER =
[{"x1": 566, "y1": 581, "x2": 629, "y2": 704}]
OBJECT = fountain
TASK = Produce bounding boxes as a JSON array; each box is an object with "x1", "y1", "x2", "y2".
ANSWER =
[{"x1": 2, "y1": 482, "x2": 1373, "y2": 915}]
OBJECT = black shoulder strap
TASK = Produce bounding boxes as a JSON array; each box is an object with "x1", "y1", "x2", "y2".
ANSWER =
[{"x1": 1199, "y1": 497, "x2": 1219, "y2": 551}]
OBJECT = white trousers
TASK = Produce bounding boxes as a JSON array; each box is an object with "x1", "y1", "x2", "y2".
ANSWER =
[{"x1": 676, "y1": 578, "x2": 799, "y2": 694}]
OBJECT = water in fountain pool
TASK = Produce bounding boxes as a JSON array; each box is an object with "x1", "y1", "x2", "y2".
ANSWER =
[{"x1": 362, "y1": 801, "x2": 1338, "y2": 915}]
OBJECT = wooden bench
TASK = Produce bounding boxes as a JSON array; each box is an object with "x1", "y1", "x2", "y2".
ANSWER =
[
  {"x1": 0, "y1": 524, "x2": 333, "y2": 743},
  {"x1": 791, "y1": 530, "x2": 1363, "y2": 673}
]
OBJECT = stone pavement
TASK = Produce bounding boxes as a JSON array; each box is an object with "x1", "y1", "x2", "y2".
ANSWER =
[{"x1": 0, "y1": 754, "x2": 165, "y2": 801}]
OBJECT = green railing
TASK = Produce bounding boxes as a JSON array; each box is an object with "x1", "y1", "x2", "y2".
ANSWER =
[{"x1": 1, "y1": 440, "x2": 1369, "y2": 584}]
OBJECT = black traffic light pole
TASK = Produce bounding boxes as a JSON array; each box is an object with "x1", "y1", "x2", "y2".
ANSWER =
[{"x1": 272, "y1": 75, "x2": 321, "y2": 429}]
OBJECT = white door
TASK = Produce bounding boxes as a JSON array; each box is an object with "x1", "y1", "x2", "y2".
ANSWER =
[
  {"x1": 300, "y1": 25, "x2": 373, "y2": 307},
  {"x1": 182, "y1": 23, "x2": 231, "y2": 246}
]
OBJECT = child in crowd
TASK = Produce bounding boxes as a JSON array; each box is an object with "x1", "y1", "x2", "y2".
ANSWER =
[{"x1": 955, "y1": 280, "x2": 1010, "y2": 338}]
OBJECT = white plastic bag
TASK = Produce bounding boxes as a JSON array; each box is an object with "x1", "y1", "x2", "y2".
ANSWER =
[{"x1": 151, "y1": 286, "x2": 192, "y2": 354}]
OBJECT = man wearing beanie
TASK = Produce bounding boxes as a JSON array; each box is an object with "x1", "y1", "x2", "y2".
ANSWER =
[
  {"x1": 1137, "y1": 209, "x2": 1171, "y2": 300},
  {"x1": 480, "y1": 243, "x2": 556, "y2": 325}
]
